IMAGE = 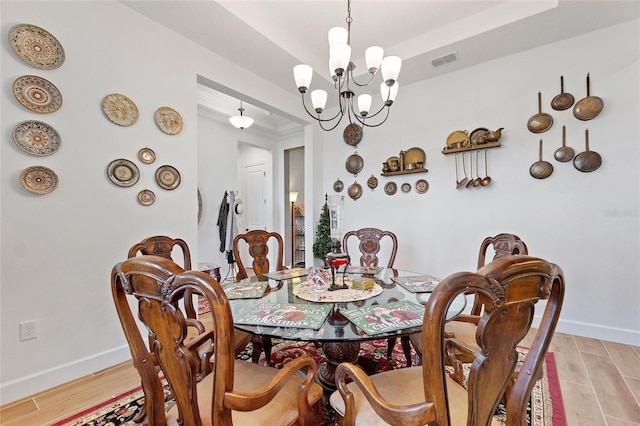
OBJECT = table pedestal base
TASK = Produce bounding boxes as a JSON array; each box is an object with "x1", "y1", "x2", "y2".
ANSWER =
[{"x1": 317, "y1": 341, "x2": 360, "y2": 393}]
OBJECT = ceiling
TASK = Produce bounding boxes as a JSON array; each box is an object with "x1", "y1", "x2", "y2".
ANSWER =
[{"x1": 121, "y1": 1, "x2": 639, "y2": 131}]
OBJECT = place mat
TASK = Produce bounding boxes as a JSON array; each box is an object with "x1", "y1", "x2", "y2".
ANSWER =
[
  {"x1": 293, "y1": 278, "x2": 382, "y2": 303},
  {"x1": 340, "y1": 300, "x2": 424, "y2": 335},
  {"x1": 391, "y1": 275, "x2": 440, "y2": 293},
  {"x1": 235, "y1": 302, "x2": 331, "y2": 329},
  {"x1": 221, "y1": 279, "x2": 267, "y2": 299},
  {"x1": 262, "y1": 267, "x2": 308, "y2": 281}
]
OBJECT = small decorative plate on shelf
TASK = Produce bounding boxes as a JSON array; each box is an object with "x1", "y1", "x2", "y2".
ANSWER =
[
  {"x1": 401, "y1": 183, "x2": 411, "y2": 193},
  {"x1": 137, "y1": 189, "x2": 156, "y2": 206},
  {"x1": 384, "y1": 181, "x2": 397, "y2": 196},
  {"x1": 415, "y1": 179, "x2": 429, "y2": 194},
  {"x1": 155, "y1": 165, "x2": 181, "y2": 190},
  {"x1": 12, "y1": 120, "x2": 61, "y2": 156},
  {"x1": 107, "y1": 158, "x2": 140, "y2": 187},
  {"x1": 154, "y1": 106, "x2": 183, "y2": 135},
  {"x1": 20, "y1": 165, "x2": 58, "y2": 194},
  {"x1": 9, "y1": 24, "x2": 65, "y2": 70},
  {"x1": 138, "y1": 147, "x2": 156, "y2": 164},
  {"x1": 12, "y1": 75, "x2": 62, "y2": 114},
  {"x1": 102, "y1": 93, "x2": 139, "y2": 126}
]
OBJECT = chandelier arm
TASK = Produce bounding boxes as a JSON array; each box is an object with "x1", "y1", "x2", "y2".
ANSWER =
[
  {"x1": 299, "y1": 93, "x2": 343, "y2": 124},
  {"x1": 349, "y1": 71, "x2": 376, "y2": 87},
  {"x1": 348, "y1": 105, "x2": 390, "y2": 128}
]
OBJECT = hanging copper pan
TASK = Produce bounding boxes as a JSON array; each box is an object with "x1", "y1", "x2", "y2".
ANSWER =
[
  {"x1": 551, "y1": 76, "x2": 575, "y2": 111},
  {"x1": 573, "y1": 73, "x2": 603, "y2": 121},
  {"x1": 345, "y1": 152, "x2": 364, "y2": 176},
  {"x1": 527, "y1": 92, "x2": 553, "y2": 133}
]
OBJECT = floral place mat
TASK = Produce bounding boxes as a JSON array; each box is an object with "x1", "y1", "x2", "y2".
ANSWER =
[{"x1": 293, "y1": 278, "x2": 382, "y2": 303}]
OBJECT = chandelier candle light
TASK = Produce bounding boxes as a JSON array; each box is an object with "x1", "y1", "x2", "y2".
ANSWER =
[{"x1": 293, "y1": 0, "x2": 401, "y2": 131}]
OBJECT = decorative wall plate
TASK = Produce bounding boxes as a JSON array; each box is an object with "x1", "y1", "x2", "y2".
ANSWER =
[
  {"x1": 137, "y1": 189, "x2": 156, "y2": 206},
  {"x1": 107, "y1": 158, "x2": 140, "y2": 187},
  {"x1": 12, "y1": 120, "x2": 61, "y2": 156},
  {"x1": 384, "y1": 181, "x2": 397, "y2": 196},
  {"x1": 138, "y1": 147, "x2": 156, "y2": 164},
  {"x1": 20, "y1": 165, "x2": 58, "y2": 194},
  {"x1": 401, "y1": 183, "x2": 411, "y2": 193},
  {"x1": 154, "y1": 106, "x2": 183, "y2": 135},
  {"x1": 197, "y1": 188, "x2": 203, "y2": 223},
  {"x1": 102, "y1": 93, "x2": 139, "y2": 126},
  {"x1": 343, "y1": 123, "x2": 363, "y2": 146},
  {"x1": 9, "y1": 24, "x2": 65, "y2": 70},
  {"x1": 12, "y1": 75, "x2": 62, "y2": 113},
  {"x1": 415, "y1": 179, "x2": 429, "y2": 194},
  {"x1": 155, "y1": 165, "x2": 181, "y2": 190}
]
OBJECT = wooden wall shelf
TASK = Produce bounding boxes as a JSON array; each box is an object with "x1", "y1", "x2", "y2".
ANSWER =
[
  {"x1": 441, "y1": 141, "x2": 501, "y2": 155},
  {"x1": 381, "y1": 168, "x2": 428, "y2": 177}
]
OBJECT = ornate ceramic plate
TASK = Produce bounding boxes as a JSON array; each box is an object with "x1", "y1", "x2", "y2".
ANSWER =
[
  {"x1": 155, "y1": 165, "x2": 181, "y2": 190},
  {"x1": 137, "y1": 189, "x2": 156, "y2": 206},
  {"x1": 12, "y1": 120, "x2": 61, "y2": 156},
  {"x1": 12, "y1": 75, "x2": 62, "y2": 113},
  {"x1": 102, "y1": 93, "x2": 139, "y2": 126},
  {"x1": 401, "y1": 183, "x2": 411, "y2": 193},
  {"x1": 138, "y1": 147, "x2": 156, "y2": 164},
  {"x1": 384, "y1": 181, "x2": 397, "y2": 196},
  {"x1": 20, "y1": 165, "x2": 58, "y2": 194},
  {"x1": 9, "y1": 24, "x2": 65, "y2": 70},
  {"x1": 154, "y1": 106, "x2": 183, "y2": 135},
  {"x1": 415, "y1": 179, "x2": 429, "y2": 194},
  {"x1": 107, "y1": 158, "x2": 140, "y2": 187}
]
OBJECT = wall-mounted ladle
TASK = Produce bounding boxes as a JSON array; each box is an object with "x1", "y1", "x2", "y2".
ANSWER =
[
  {"x1": 473, "y1": 151, "x2": 482, "y2": 187},
  {"x1": 457, "y1": 153, "x2": 469, "y2": 189},
  {"x1": 481, "y1": 150, "x2": 492, "y2": 186},
  {"x1": 466, "y1": 152, "x2": 475, "y2": 188}
]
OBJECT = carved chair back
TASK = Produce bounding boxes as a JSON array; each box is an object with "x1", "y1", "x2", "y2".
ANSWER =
[
  {"x1": 342, "y1": 228, "x2": 398, "y2": 268},
  {"x1": 233, "y1": 230, "x2": 286, "y2": 281}
]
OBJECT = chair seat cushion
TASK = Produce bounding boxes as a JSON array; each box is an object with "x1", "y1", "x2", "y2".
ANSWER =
[
  {"x1": 329, "y1": 366, "x2": 500, "y2": 426},
  {"x1": 166, "y1": 360, "x2": 323, "y2": 425}
]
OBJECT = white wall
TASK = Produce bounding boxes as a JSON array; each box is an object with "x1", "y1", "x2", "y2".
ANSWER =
[
  {"x1": 0, "y1": 1, "x2": 307, "y2": 404},
  {"x1": 322, "y1": 20, "x2": 639, "y2": 345}
]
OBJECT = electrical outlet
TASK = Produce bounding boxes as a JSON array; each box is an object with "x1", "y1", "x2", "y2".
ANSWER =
[{"x1": 20, "y1": 320, "x2": 37, "y2": 341}]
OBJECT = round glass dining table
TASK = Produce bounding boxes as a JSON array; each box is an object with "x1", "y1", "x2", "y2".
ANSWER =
[{"x1": 228, "y1": 267, "x2": 466, "y2": 392}]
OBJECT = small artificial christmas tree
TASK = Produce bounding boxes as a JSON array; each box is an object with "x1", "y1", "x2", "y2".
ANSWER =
[{"x1": 312, "y1": 194, "x2": 333, "y2": 264}]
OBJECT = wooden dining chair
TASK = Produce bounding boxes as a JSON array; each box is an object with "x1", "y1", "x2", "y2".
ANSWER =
[
  {"x1": 112, "y1": 255, "x2": 324, "y2": 426},
  {"x1": 128, "y1": 235, "x2": 252, "y2": 360},
  {"x1": 410, "y1": 233, "x2": 529, "y2": 364},
  {"x1": 233, "y1": 230, "x2": 288, "y2": 364},
  {"x1": 342, "y1": 228, "x2": 412, "y2": 366},
  {"x1": 330, "y1": 255, "x2": 564, "y2": 426}
]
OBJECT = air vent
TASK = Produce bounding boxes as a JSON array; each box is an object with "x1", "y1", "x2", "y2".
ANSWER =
[{"x1": 431, "y1": 52, "x2": 458, "y2": 67}]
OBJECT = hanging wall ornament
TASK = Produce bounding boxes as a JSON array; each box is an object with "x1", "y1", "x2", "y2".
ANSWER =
[
  {"x1": 347, "y1": 181, "x2": 362, "y2": 200},
  {"x1": 343, "y1": 123, "x2": 363, "y2": 147},
  {"x1": 333, "y1": 178, "x2": 344, "y2": 193},
  {"x1": 345, "y1": 151, "x2": 364, "y2": 177},
  {"x1": 367, "y1": 175, "x2": 378, "y2": 191}
]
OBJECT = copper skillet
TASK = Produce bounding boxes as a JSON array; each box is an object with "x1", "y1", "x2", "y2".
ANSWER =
[
  {"x1": 551, "y1": 76, "x2": 575, "y2": 111},
  {"x1": 527, "y1": 92, "x2": 553, "y2": 133},
  {"x1": 573, "y1": 73, "x2": 604, "y2": 121}
]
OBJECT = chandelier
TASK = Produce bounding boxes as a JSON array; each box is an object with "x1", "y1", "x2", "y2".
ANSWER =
[
  {"x1": 293, "y1": 0, "x2": 401, "y2": 132},
  {"x1": 228, "y1": 100, "x2": 254, "y2": 130}
]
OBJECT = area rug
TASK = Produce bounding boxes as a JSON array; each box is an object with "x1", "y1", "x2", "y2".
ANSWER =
[{"x1": 53, "y1": 340, "x2": 565, "y2": 426}]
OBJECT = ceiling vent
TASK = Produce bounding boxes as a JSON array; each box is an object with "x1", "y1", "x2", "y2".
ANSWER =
[{"x1": 431, "y1": 52, "x2": 458, "y2": 67}]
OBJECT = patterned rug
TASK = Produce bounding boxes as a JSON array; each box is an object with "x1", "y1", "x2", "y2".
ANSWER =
[{"x1": 53, "y1": 340, "x2": 565, "y2": 425}]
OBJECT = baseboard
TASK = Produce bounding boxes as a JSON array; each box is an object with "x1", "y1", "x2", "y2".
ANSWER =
[
  {"x1": 0, "y1": 345, "x2": 131, "y2": 405},
  {"x1": 535, "y1": 316, "x2": 640, "y2": 346}
]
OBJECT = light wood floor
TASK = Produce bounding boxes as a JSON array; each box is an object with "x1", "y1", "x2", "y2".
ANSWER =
[{"x1": 1, "y1": 332, "x2": 639, "y2": 425}]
